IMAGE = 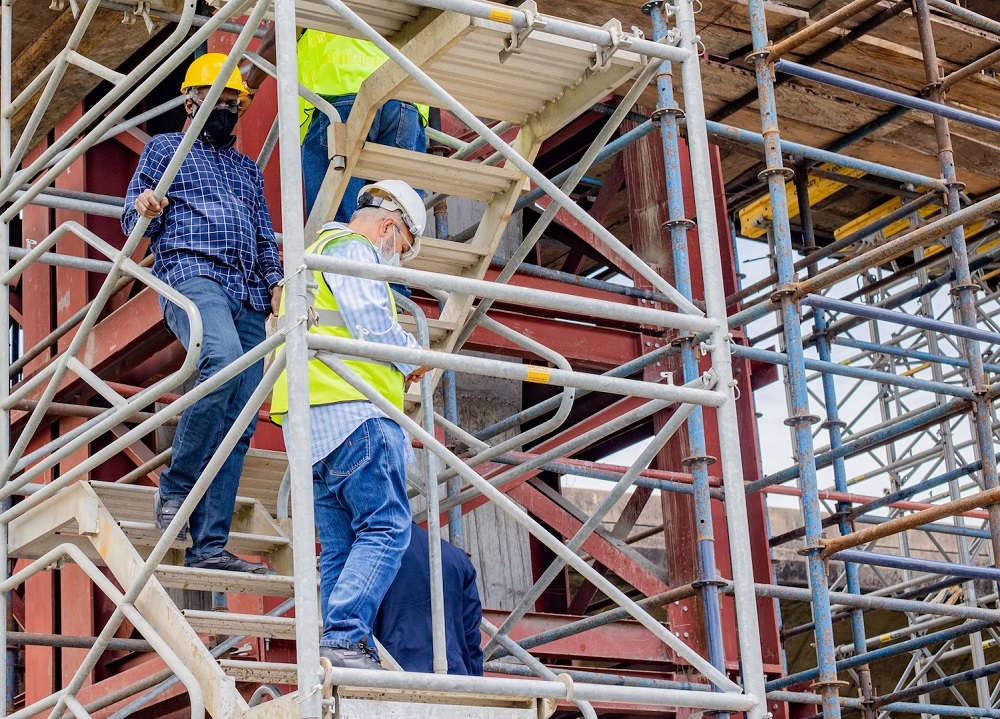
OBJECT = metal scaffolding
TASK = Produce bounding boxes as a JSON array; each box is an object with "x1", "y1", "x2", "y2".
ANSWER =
[{"x1": 4, "y1": 0, "x2": 1000, "y2": 718}]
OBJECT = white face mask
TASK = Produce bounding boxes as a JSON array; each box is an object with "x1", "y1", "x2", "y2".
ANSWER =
[{"x1": 378, "y1": 224, "x2": 402, "y2": 266}]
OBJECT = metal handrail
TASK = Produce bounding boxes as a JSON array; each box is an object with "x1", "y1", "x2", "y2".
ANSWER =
[{"x1": 0, "y1": 544, "x2": 204, "y2": 719}]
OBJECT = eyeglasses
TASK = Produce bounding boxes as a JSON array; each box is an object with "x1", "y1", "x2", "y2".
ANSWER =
[
  {"x1": 390, "y1": 222, "x2": 412, "y2": 248},
  {"x1": 190, "y1": 96, "x2": 240, "y2": 114},
  {"x1": 391, "y1": 223, "x2": 419, "y2": 262}
]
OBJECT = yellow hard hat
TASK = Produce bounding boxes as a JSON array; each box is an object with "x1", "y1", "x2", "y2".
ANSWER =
[{"x1": 180, "y1": 53, "x2": 248, "y2": 97}]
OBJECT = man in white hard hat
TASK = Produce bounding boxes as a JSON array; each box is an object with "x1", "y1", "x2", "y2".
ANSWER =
[{"x1": 271, "y1": 179, "x2": 430, "y2": 670}]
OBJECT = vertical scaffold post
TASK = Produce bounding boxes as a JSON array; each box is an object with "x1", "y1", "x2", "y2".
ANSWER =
[
  {"x1": 0, "y1": 0, "x2": 12, "y2": 712},
  {"x1": 913, "y1": 0, "x2": 1000, "y2": 570},
  {"x1": 743, "y1": 1, "x2": 843, "y2": 717},
  {"x1": 273, "y1": 0, "x2": 322, "y2": 716},
  {"x1": 673, "y1": 0, "x2": 766, "y2": 716},
  {"x1": 913, "y1": 0, "x2": 995, "y2": 705},
  {"x1": 793, "y1": 165, "x2": 874, "y2": 719},
  {"x1": 643, "y1": 0, "x2": 727, "y2": 687}
]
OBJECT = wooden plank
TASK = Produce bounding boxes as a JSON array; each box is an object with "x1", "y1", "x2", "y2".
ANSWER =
[
  {"x1": 9, "y1": 7, "x2": 169, "y2": 150},
  {"x1": 866, "y1": 6, "x2": 1000, "y2": 67},
  {"x1": 397, "y1": 315, "x2": 456, "y2": 343},
  {"x1": 353, "y1": 143, "x2": 522, "y2": 202}
]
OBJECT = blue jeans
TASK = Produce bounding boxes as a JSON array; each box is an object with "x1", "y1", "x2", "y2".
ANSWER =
[
  {"x1": 161, "y1": 277, "x2": 267, "y2": 563},
  {"x1": 314, "y1": 418, "x2": 411, "y2": 649},
  {"x1": 302, "y1": 95, "x2": 426, "y2": 221}
]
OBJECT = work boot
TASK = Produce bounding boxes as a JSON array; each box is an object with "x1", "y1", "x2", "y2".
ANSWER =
[
  {"x1": 186, "y1": 550, "x2": 273, "y2": 574},
  {"x1": 319, "y1": 643, "x2": 385, "y2": 671},
  {"x1": 153, "y1": 491, "x2": 188, "y2": 540}
]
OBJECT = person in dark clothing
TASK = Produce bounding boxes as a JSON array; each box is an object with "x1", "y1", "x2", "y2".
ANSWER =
[{"x1": 373, "y1": 523, "x2": 484, "y2": 675}]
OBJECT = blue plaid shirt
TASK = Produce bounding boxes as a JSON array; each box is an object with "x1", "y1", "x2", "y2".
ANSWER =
[{"x1": 121, "y1": 132, "x2": 283, "y2": 313}]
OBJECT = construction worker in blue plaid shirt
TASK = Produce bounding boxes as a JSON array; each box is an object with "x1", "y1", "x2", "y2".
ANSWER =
[{"x1": 122, "y1": 54, "x2": 281, "y2": 575}]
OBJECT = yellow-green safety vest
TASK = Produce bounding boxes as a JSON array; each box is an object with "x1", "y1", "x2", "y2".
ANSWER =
[
  {"x1": 297, "y1": 30, "x2": 429, "y2": 140},
  {"x1": 270, "y1": 228, "x2": 405, "y2": 425}
]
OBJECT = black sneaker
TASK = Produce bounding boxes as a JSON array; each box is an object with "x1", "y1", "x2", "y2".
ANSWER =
[
  {"x1": 319, "y1": 643, "x2": 385, "y2": 670},
  {"x1": 153, "y1": 491, "x2": 188, "y2": 540},
  {"x1": 185, "y1": 550, "x2": 273, "y2": 574}
]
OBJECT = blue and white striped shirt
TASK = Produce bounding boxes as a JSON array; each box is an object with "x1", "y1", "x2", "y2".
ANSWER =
[
  {"x1": 121, "y1": 132, "x2": 283, "y2": 313},
  {"x1": 297, "y1": 223, "x2": 419, "y2": 466}
]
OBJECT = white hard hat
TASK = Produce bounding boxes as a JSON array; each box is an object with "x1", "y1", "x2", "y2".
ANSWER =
[{"x1": 357, "y1": 180, "x2": 425, "y2": 260}]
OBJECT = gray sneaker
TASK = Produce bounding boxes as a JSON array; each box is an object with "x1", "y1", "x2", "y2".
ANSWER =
[
  {"x1": 319, "y1": 643, "x2": 385, "y2": 670},
  {"x1": 153, "y1": 491, "x2": 188, "y2": 540}
]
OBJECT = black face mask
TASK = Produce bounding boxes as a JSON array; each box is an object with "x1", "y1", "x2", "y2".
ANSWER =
[{"x1": 198, "y1": 107, "x2": 238, "y2": 144}]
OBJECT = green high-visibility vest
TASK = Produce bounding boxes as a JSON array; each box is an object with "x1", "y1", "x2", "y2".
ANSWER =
[
  {"x1": 270, "y1": 228, "x2": 404, "y2": 425},
  {"x1": 297, "y1": 30, "x2": 429, "y2": 139}
]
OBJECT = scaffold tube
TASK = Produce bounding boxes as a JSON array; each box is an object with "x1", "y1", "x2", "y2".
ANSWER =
[{"x1": 775, "y1": 59, "x2": 1000, "y2": 134}]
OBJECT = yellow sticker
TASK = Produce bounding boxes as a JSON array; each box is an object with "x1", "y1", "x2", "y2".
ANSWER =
[
  {"x1": 878, "y1": 633, "x2": 893, "y2": 643},
  {"x1": 489, "y1": 8, "x2": 514, "y2": 23},
  {"x1": 525, "y1": 366, "x2": 551, "y2": 384}
]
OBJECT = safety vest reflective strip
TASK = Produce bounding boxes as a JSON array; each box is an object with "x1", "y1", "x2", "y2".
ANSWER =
[{"x1": 269, "y1": 229, "x2": 405, "y2": 425}]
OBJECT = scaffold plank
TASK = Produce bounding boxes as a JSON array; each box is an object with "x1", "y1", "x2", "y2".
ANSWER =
[{"x1": 352, "y1": 142, "x2": 523, "y2": 202}]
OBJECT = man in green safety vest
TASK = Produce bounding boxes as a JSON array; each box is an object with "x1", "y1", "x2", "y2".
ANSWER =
[
  {"x1": 248, "y1": 29, "x2": 428, "y2": 221},
  {"x1": 271, "y1": 179, "x2": 431, "y2": 670}
]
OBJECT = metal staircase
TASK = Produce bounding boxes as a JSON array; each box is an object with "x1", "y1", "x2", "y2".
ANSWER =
[{"x1": 1, "y1": 1, "x2": 772, "y2": 718}]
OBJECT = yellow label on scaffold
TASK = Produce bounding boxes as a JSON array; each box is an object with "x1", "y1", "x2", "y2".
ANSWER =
[
  {"x1": 525, "y1": 366, "x2": 551, "y2": 384},
  {"x1": 489, "y1": 8, "x2": 514, "y2": 23}
]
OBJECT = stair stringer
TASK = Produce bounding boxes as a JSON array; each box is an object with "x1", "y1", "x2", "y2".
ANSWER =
[{"x1": 13, "y1": 482, "x2": 251, "y2": 719}]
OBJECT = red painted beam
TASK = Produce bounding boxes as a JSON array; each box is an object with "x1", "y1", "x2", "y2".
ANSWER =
[
  {"x1": 507, "y1": 481, "x2": 670, "y2": 597},
  {"x1": 481, "y1": 608, "x2": 675, "y2": 663},
  {"x1": 528, "y1": 189, "x2": 633, "y2": 277}
]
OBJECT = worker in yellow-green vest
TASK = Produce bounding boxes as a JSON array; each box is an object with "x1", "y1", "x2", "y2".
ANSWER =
[
  {"x1": 248, "y1": 29, "x2": 428, "y2": 220},
  {"x1": 270, "y1": 179, "x2": 431, "y2": 671}
]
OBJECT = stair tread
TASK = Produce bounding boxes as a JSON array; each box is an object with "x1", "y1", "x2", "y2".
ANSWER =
[
  {"x1": 396, "y1": 315, "x2": 458, "y2": 343},
  {"x1": 219, "y1": 659, "x2": 548, "y2": 708},
  {"x1": 155, "y1": 565, "x2": 296, "y2": 596},
  {"x1": 238, "y1": 449, "x2": 289, "y2": 516},
  {"x1": 90, "y1": 481, "x2": 261, "y2": 523},
  {"x1": 183, "y1": 609, "x2": 297, "y2": 640},
  {"x1": 119, "y1": 521, "x2": 288, "y2": 555},
  {"x1": 353, "y1": 144, "x2": 522, "y2": 203},
  {"x1": 405, "y1": 237, "x2": 489, "y2": 276}
]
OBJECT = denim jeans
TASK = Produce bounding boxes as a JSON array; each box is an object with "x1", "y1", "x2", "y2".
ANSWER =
[
  {"x1": 302, "y1": 95, "x2": 426, "y2": 220},
  {"x1": 161, "y1": 276, "x2": 267, "y2": 563},
  {"x1": 314, "y1": 418, "x2": 411, "y2": 649}
]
